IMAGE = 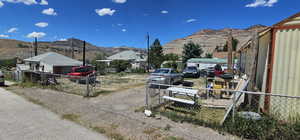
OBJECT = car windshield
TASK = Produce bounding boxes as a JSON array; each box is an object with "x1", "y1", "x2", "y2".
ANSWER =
[
  {"x1": 153, "y1": 69, "x2": 170, "y2": 74},
  {"x1": 186, "y1": 67, "x2": 197, "y2": 70}
]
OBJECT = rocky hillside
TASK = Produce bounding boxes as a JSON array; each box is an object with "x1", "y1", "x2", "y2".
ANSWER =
[
  {"x1": 163, "y1": 25, "x2": 268, "y2": 57},
  {"x1": 0, "y1": 38, "x2": 145, "y2": 60}
]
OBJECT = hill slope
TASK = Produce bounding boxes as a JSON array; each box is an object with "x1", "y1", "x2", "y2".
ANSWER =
[
  {"x1": 163, "y1": 25, "x2": 268, "y2": 57},
  {"x1": 0, "y1": 38, "x2": 145, "y2": 60}
]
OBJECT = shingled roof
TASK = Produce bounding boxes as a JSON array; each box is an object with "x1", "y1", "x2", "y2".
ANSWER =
[{"x1": 24, "y1": 52, "x2": 82, "y2": 66}]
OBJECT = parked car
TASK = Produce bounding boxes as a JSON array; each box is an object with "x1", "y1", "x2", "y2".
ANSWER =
[
  {"x1": 0, "y1": 71, "x2": 5, "y2": 86},
  {"x1": 206, "y1": 67, "x2": 215, "y2": 77},
  {"x1": 67, "y1": 66, "x2": 96, "y2": 84},
  {"x1": 183, "y1": 66, "x2": 200, "y2": 78},
  {"x1": 148, "y1": 68, "x2": 183, "y2": 85},
  {"x1": 67, "y1": 66, "x2": 95, "y2": 77}
]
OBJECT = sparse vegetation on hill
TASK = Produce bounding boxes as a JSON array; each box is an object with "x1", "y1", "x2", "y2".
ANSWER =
[{"x1": 0, "y1": 38, "x2": 145, "y2": 61}]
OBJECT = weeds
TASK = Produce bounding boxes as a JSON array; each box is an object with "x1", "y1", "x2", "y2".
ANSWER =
[
  {"x1": 163, "y1": 136, "x2": 184, "y2": 140},
  {"x1": 61, "y1": 114, "x2": 81, "y2": 123},
  {"x1": 224, "y1": 115, "x2": 300, "y2": 140},
  {"x1": 163, "y1": 124, "x2": 172, "y2": 131}
]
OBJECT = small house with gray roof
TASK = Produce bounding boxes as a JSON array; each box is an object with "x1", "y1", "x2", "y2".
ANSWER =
[
  {"x1": 99, "y1": 50, "x2": 147, "y2": 69},
  {"x1": 23, "y1": 52, "x2": 82, "y2": 74}
]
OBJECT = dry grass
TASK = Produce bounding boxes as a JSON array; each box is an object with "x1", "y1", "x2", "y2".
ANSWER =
[{"x1": 55, "y1": 73, "x2": 148, "y2": 96}]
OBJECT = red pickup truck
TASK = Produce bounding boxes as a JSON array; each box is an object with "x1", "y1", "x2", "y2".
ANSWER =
[{"x1": 67, "y1": 66, "x2": 95, "y2": 77}]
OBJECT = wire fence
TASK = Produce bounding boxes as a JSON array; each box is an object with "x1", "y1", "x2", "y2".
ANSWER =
[
  {"x1": 2, "y1": 70, "x2": 148, "y2": 97},
  {"x1": 146, "y1": 82, "x2": 300, "y2": 125}
]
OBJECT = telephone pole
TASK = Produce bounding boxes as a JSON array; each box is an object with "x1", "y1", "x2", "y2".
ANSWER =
[
  {"x1": 147, "y1": 32, "x2": 150, "y2": 72},
  {"x1": 34, "y1": 37, "x2": 38, "y2": 56},
  {"x1": 71, "y1": 38, "x2": 75, "y2": 59},
  {"x1": 83, "y1": 41, "x2": 86, "y2": 66}
]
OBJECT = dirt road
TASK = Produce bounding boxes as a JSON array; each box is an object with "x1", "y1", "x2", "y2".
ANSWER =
[
  {"x1": 0, "y1": 87, "x2": 107, "y2": 140},
  {"x1": 8, "y1": 85, "x2": 240, "y2": 140}
]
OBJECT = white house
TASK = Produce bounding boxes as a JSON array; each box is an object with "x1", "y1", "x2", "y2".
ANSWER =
[
  {"x1": 98, "y1": 50, "x2": 147, "y2": 69},
  {"x1": 23, "y1": 52, "x2": 83, "y2": 74}
]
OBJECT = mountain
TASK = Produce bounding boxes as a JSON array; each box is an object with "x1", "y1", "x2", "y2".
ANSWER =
[
  {"x1": 163, "y1": 25, "x2": 268, "y2": 57},
  {"x1": 0, "y1": 38, "x2": 145, "y2": 60}
]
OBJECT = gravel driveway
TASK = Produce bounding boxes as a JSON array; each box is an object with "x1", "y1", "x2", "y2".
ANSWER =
[
  {"x1": 0, "y1": 87, "x2": 107, "y2": 140},
  {"x1": 7, "y1": 86, "x2": 240, "y2": 140}
]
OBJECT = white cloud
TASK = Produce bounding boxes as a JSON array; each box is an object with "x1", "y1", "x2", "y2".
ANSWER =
[
  {"x1": 7, "y1": 27, "x2": 18, "y2": 33},
  {"x1": 42, "y1": 8, "x2": 57, "y2": 16},
  {"x1": 0, "y1": 1, "x2": 4, "y2": 8},
  {"x1": 117, "y1": 23, "x2": 123, "y2": 26},
  {"x1": 186, "y1": 19, "x2": 197, "y2": 23},
  {"x1": 35, "y1": 22, "x2": 48, "y2": 28},
  {"x1": 59, "y1": 38, "x2": 67, "y2": 41},
  {"x1": 161, "y1": 10, "x2": 168, "y2": 14},
  {"x1": 5, "y1": 0, "x2": 38, "y2": 5},
  {"x1": 121, "y1": 29, "x2": 126, "y2": 32},
  {"x1": 112, "y1": 0, "x2": 127, "y2": 4},
  {"x1": 26, "y1": 32, "x2": 46, "y2": 38},
  {"x1": 0, "y1": 34, "x2": 9, "y2": 38},
  {"x1": 95, "y1": 8, "x2": 116, "y2": 16},
  {"x1": 40, "y1": 0, "x2": 48, "y2": 5},
  {"x1": 246, "y1": 0, "x2": 278, "y2": 8}
]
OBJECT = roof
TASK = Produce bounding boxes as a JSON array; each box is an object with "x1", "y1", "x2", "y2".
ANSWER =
[
  {"x1": 107, "y1": 50, "x2": 147, "y2": 61},
  {"x1": 24, "y1": 52, "x2": 82, "y2": 66},
  {"x1": 273, "y1": 12, "x2": 300, "y2": 27},
  {"x1": 187, "y1": 58, "x2": 237, "y2": 64}
]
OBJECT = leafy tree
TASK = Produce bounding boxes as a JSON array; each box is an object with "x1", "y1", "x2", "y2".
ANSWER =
[
  {"x1": 164, "y1": 53, "x2": 179, "y2": 61},
  {"x1": 91, "y1": 53, "x2": 107, "y2": 74},
  {"x1": 111, "y1": 60, "x2": 131, "y2": 72},
  {"x1": 148, "y1": 39, "x2": 164, "y2": 69},
  {"x1": 182, "y1": 41, "x2": 203, "y2": 63},
  {"x1": 223, "y1": 38, "x2": 239, "y2": 51},
  {"x1": 205, "y1": 53, "x2": 213, "y2": 58}
]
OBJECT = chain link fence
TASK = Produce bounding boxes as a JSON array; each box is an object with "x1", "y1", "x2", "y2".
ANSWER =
[{"x1": 146, "y1": 81, "x2": 300, "y2": 125}]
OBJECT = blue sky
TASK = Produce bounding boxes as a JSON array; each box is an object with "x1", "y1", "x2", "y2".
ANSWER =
[{"x1": 0, "y1": 0, "x2": 299, "y2": 48}]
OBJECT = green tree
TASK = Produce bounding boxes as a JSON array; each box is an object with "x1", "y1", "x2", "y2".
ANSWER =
[
  {"x1": 223, "y1": 38, "x2": 239, "y2": 51},
  {"x1": 182, "y1": 41, "x2": 203, "y2": 63},
  {"x1": 148, "y1": 39, "x2": 164, "y2": 69},
  {"x1": 205, "y1": 53, "x2": 213, "y2": 58},
  {"x1": 164, "y1": 53, "x2": 179, "y2": 61},
  {"x1": 91, "y1": 53, "x2": 107, "y2": 74},
  {"x1": 111, "y1": 60, "x2": 131, "y2": 72}
]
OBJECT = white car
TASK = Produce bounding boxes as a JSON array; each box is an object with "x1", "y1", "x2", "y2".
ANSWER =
[{"x1": 0, "y1": 71, "x2": 4, "y2": 86}]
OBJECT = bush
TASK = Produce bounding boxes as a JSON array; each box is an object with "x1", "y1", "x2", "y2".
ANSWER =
[
  {"x1": 131, "y1": 68, "x2": 146, "y2": 73},
  {"x1": 0, "y1": 58, "x2": 17, "y2": 69},
  {"x1": 224, "y1": 115, "x2": 300, "y2": 140},
  {"x1": 110, "y1": 60, "x2": 131, "y2": 73}
]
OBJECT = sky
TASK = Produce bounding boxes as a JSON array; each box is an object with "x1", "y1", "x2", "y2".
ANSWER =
[{"x1": 0, "y1": 0, "x2": 299, "y2": 48}]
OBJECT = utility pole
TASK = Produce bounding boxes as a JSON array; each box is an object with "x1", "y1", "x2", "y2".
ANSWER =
[
  {"x1": 227, "y1": 31, "x2": 233, "y2": 74},
  {"x1": 71, "y1": 38, "x2": 74, "y2": 59},
  {"x1": 34, "y1": 37, "x2": 38, "y2": 56},
  {"x1": 83, "y1": 41, "x2": 86, "y2": 66},
  {"x1": 147, "y1": 32, "x2": 150, "y2": 72}
]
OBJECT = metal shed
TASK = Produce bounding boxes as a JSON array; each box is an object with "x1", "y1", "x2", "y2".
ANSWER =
[
  {"x1": 238, "y1": 12, "x2": 300, "y2": 119},
  {"x1": 265, "y1": 12, "x2": 300, "y2": 117}
]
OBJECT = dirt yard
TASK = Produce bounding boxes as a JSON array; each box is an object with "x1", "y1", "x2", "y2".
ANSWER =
[
  {"x1": 7, "y1": 80, "x2": 239, "y2": 140},
  {"x1": 56, "y1": 73, "x2": 148, "y2": 96}
]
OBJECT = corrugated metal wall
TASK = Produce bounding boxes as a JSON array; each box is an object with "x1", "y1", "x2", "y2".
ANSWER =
[
  {"x1": 271, "y1": 28, "x2": 300, "y2": 118},
  {"x1": 255, "y1": 32, "x2": 271, "y2": 91}
]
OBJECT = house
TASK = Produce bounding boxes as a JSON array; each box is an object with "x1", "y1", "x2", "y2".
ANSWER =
[
  {"x1": 187, "y1": 58, "x2": 237, "y2": 71},
  {"x1": 238, "y1": 12, "x2": 300, "y2": 119},
  {"x1": 99, "y1": 50, "x2": 147, "y2": 69},
  {"x1": 23, "y1": 52, "x2": 83, "y2": 74}
]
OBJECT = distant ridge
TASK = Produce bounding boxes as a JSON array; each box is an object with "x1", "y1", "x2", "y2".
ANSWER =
[
  {"x1": 163, "y1": 24, "x2": 268, "y2": 56},
  {"x1": 0, "y1": 38, "x2": 145, "y2": 60}
]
